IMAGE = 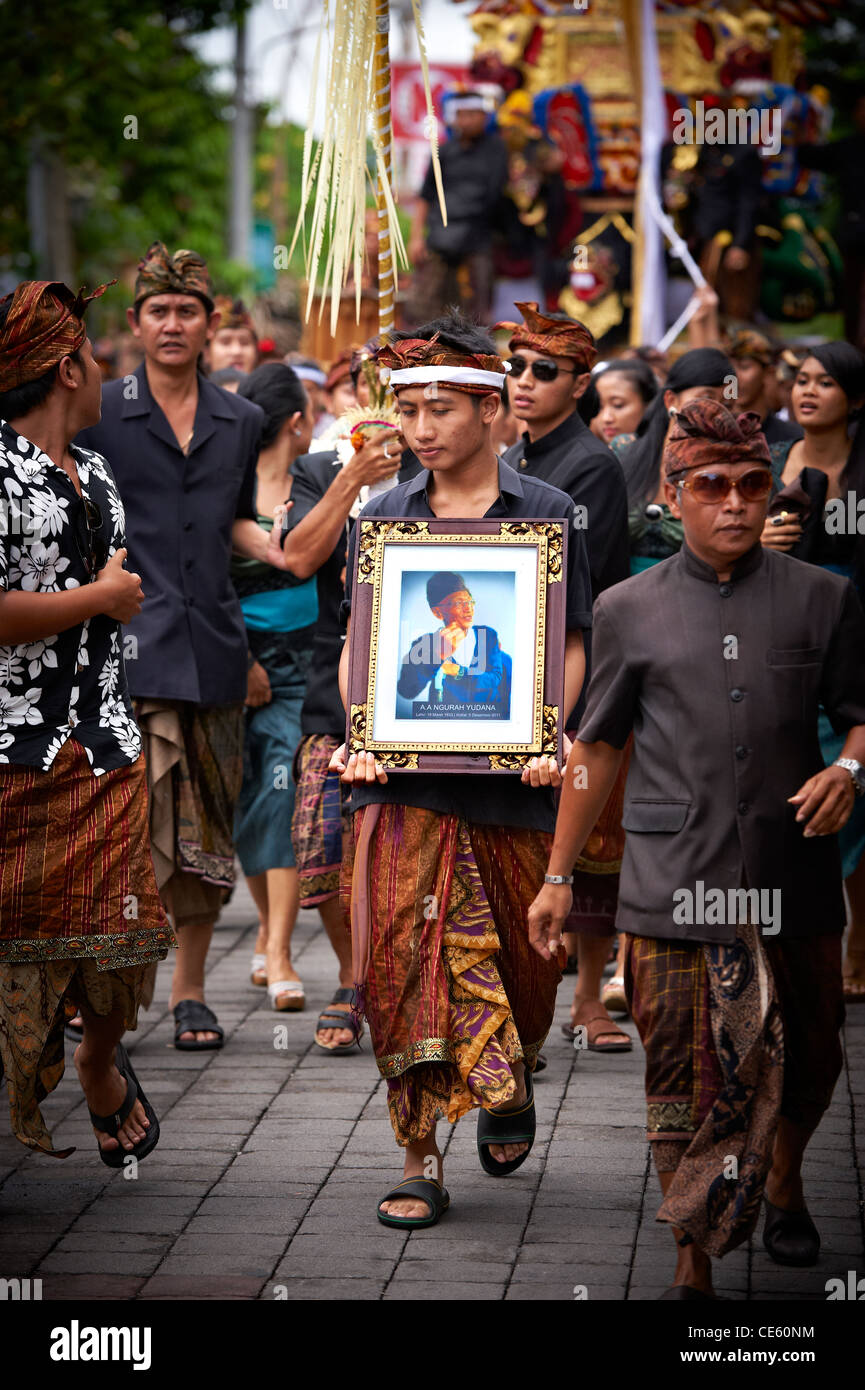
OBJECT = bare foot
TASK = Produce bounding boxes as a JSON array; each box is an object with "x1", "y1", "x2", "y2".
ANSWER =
[
  {"x1": 379, "y1": 1144, "x2": 443, "y2": 1221},
  {"x1": 74, "y1": 1045, "x2": 150, "y2": 1154}
]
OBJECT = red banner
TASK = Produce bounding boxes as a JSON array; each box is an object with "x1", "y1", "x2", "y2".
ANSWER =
[{"x1": 391, "y1": 61, "x2": 470, "y2": 142}]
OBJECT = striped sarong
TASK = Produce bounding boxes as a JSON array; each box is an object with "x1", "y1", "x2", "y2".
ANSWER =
[
  {"x1": 0, "y1": 739, "x2": 173, "y2": 967},
  {"x1": 342, "y1": 803, "x2": 561, "y2": 1146}
]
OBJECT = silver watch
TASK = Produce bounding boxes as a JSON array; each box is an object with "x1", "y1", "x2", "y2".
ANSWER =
[
  {"x1": 545, "y1": 873, "x2": 574, "y2": 885},
  {"x1": 833, "y1": 758, "x2": 865, "y2": 796}
]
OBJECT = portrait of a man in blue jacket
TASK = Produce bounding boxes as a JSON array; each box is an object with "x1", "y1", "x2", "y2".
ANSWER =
[{"x1": 397, "y1": 570, "x2": 512, "y2": 719}]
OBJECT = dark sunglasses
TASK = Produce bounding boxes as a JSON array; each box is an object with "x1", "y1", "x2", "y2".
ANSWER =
[
  {"x1": 508, "y1": 355, "x2": 578, "y2": 383},
  {"x1": 673, "y1": 468, "x2": 774, "y2": 505},
  {"x1": 75, "y1": 496, "x2": 108, "y2": 576}
]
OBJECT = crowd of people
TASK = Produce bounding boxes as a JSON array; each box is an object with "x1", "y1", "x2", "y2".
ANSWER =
[{"x1": 1, "y1": 226, "x2": 865, "y2": 1301}]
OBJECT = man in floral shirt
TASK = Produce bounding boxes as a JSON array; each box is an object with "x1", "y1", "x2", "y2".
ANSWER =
[{"x1": 0, "y1": 279, "x2": 174, "y2": 1164}]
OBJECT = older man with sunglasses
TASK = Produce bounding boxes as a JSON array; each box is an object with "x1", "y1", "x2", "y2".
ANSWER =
[
  {"x1": 498, "y1": 301, "x2": 632, "y2": 1050},
  {"x1": 529, "y1": 398, "x2": 865, "y2": 1298}
]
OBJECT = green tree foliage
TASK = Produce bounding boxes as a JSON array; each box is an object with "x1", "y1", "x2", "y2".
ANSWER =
[{"x1": 0, "y1": 1, "x2": 254, "y2": 297}]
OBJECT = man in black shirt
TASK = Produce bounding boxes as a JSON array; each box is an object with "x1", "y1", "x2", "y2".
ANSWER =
[
  {"x1": 408, "y1": 93, "x2": 508, "y2": 323},
  {"x1": 500, "y1": 301, "x2": 632, "y2": 1050},
  {"x1": 529, "y1": 399, "x2": 865, "y2": 1295},
  {"x1": 77, "y1": 243, "x2": 292, "y2": 1050},
  {"x1": 334, "y1": 315, "x2": 592, "y2": 1228}
]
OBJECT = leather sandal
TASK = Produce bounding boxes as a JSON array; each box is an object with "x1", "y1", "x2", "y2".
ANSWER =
[
  {"x1": 88, "y1": 1043, "x2": 160, "y2": 1169},
  {"x1": 314, "y1": 988, "x2": 363, "y2": 1053},
  {"x1": 562, "y1": 1001, "x2": 632, "y2": 1052},
  {"x1": 476, "y1": 1067, "x2": 536, "y2": 1177},
  {"x1": 267, "y1": 978, "x2": 305, "y2": 1012},
  {"x1": 250, "y1": 953, "x2": 267, "y2": 987},
  {"x1": 763, "y1": 1198, "x2": 820, "y2": 1266},
  {"x1": 173, "y1": 999, "x2": 224, "y2": 1051},
  {"x1": 377, "y1": 1177, "x2": 450, "y2": 1229}
]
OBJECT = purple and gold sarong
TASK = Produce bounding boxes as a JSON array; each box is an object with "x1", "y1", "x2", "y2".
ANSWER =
[
  {"x1": 342, "y1": 804, "x2": 561, "y2": 1146},
  {"x1": 292, "y1": 734, "x2": 350, "y2": 906}
]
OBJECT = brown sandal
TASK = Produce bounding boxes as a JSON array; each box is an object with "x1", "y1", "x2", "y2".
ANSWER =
[{"x1": 562, "y1": 1001, "x2": 633, "y2": 1053}]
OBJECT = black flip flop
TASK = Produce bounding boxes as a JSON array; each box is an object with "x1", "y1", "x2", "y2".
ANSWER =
[
  {"x1": 476, "y1": 1067, "x2": 536, "y2": 1177},
  {"x1": 377, "y1": 1177, "x2": 450, "y2": 1229},
  {"x1": 173, "y1": 999, "x2": 224, "y2": 1051},
  {"x1": 88, "y1": 1043, "x2": 160, "y2": 1169}
]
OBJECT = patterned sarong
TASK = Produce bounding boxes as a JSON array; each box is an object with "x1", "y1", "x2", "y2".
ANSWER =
[
  {"x1": 341, "y1": 804, "x2": 561, "y2": 1145},
  {"x1": 626, "y1": 926, "x2": 842, "y2": 1258},
  {"x1": 0, "y1": 739, "x2": 174, "y2": 967},
  {"x1": 135, "y1": 700, "x2": 243, "y2": 930},
  {"x1": 0, "y1": 958, "x2": 154, "y2": 1156},
  {"x1": 292, "y1": 734, "x2": 350, "y2": 906}
]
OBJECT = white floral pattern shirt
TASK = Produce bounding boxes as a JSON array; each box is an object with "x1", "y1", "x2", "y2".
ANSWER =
[{"x1": 0, "y1": 419, "x2": 141, "y2": 774}]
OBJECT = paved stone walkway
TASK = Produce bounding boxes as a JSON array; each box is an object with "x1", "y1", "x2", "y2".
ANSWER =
[{"x1": 1, "y1": 883, "x2": 863, "y2": 1301}]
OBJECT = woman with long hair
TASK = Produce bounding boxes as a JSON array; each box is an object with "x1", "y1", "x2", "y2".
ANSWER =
[
  {"x1": 762, "y1": 342, "x2": 865, "y2": 1002},
  {"x1": 590, "y1": 358, "x2": 659, "y2": 446},
  {"x1": 231, "y1": 364, "x2": 317, "y2": 1010}
]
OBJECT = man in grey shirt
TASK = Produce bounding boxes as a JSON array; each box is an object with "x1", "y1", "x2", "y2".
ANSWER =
[{"x1": 529, "y1": 399, "x2": 865, "y2": 1299}]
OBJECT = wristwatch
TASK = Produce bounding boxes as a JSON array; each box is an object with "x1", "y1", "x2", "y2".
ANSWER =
[
  {"x1": 545, "y1": 873, "x2": 574, "y2": 886},
  {"x1": 833, "y1": 758, "x2": 865, "y2": 796}
]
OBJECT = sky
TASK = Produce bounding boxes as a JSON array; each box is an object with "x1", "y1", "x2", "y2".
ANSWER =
[{"x1": 193, "y1": 0, "x2": 476, "y2": 129}]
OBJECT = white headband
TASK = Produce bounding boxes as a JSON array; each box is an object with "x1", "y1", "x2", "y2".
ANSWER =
[
  {"x1": 387, "y1": 365, "x2": 508, "y2": 389},
  {"x1": 293, "y1": 365, "x2": 327, "y2": 386}
]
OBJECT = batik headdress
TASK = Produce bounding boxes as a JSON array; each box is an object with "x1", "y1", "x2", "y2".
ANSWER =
[
  {"x1": 664, "y1": 398, "x2": 771, "y2": 476},
  {"x1": 724, "y1": 328, "x2": 773, "y2": 367},
  {"x1": 0, "y1": 279, "x2": 115, "y2": 391},
  {"x1": 375, "y1": 334, "x2": 508, "y2": 396},
  {"x1": 212, "y1": 295, "x2": 256, "y2": 335},
  {"x1": 495, "y1": 301, "x2": 597, "y2": 372},
  {"x1": 134, "y1": 241, "x2": 214, "y2": 311}
]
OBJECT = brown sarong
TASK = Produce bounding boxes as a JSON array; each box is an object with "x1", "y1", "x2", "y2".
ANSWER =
[
  {"x1": 341, "y1": 804, "x2": 561, "y2": 1146},
  {"x1": 0, "y1": 739, "x2": 173, "y2": 966},
  {"x1": 625, "y1": 928, "x2": 843, "y2": 1257},
  {"x1": 0, "y1": 739, "x2": 173, "y2": 1155},
  {"x1": 291, "y1": 734, "x2": 350, "y2": 906},
  {"x1": 135, "y1": 700, "x2": 243, "y2": 930}
]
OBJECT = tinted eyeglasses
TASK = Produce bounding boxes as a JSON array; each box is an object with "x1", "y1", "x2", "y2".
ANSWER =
[
  {"x1": 75, "y1": 496, "x2": 108, "y2": 576},
  {"x1": 673, "y1": 468, "x2": 774, "y2": 505},
  {"x1": 508, "y1": 355, "x2": 578, "y2": 383}
]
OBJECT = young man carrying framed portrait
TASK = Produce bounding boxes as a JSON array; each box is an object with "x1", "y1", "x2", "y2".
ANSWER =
[{"x1": 331, "y1": 314, "x2": 593, "y2": 1228}]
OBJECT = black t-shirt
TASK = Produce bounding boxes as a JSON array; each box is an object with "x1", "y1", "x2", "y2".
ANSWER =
[
  {"x1": 503, "y1": 410, "x2": 629, "y2": 726},
  {"x1": 341, "y1": 459, "x2": 593, "y2": 832},
  {"x1": 420, "y1": 132, "x2": 509, "y2": 259}
]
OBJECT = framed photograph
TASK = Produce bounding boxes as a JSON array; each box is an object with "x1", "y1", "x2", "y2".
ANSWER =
[{"x1": 346, "y1": 517, "x2": 567, "y2": 772}]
